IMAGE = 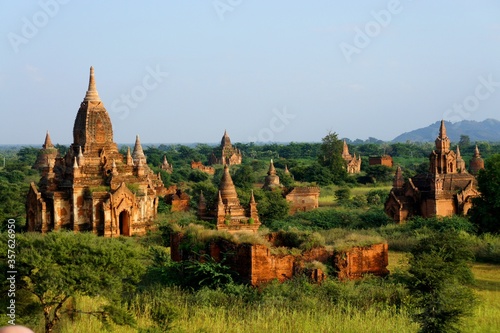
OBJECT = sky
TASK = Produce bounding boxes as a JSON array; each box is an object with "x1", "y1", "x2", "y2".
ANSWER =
[{"x1": 1, "y1": 1, "x2": 499, "y2": 145}]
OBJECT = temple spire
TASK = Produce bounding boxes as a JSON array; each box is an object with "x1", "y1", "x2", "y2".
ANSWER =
[
  {"x1": 268, "y1": 159, "x2": 276, "y2": 175},
  {"x1": 439, "y1": 119, "x2": 447, "y2": 139},
  {"x1": 250, "y1": 190, "x2": 256, "y2": 204},
  {"x1": 434, "y1": 120, "x2": 450, "y2": 153},
  {"x1": 83, "y1": 66, "x2": 101, "y2": 102},
  {"x1": 43, "y1": 131, "x2": 54, "y2": 149},
  {"x1": 342, "y1": 139, "x2": 351, "y2": 159},
  {"x1": 474, "y1": 144, "x2": 480, "y2": 157},
  {"x1": 132, "y1": 135, "x2": 146, "y2": 165},
  {"x1": 393, "y1": 165, "x2": 404, "y2": 189}
]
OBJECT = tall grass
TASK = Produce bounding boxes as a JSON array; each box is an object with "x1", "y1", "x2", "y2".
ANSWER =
[{"x1": 32, "y1": 252, "x2": 500, "y2": 333}]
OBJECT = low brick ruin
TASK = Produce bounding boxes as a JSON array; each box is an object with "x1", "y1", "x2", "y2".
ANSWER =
[{"x1": 170, "y1": 232, "x2": 389, "y2": 286}]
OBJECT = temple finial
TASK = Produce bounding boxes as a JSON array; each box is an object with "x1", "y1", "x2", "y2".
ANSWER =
[
  {"x1": 43, "y1": 131, "x2": 54, "y2": 149},
  {"x1": 83, "y1": 66, "x2": 101, "y2": 102},
  {"x1": 439, "y1": 120, "x2": 447, "y2": 139}
]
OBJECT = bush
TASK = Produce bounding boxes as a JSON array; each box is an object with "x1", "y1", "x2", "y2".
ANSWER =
[{"x1": 405, "y1": 231, "x2": 476, "y2": 333}]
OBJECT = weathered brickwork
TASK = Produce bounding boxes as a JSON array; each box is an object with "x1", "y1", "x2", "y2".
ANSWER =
[
  {"x1": 385, "y1": 120, "x2": 482, "y2": 222},
  {"x1": 26, "y1": 67, "x2": 165, "y2": 236}
]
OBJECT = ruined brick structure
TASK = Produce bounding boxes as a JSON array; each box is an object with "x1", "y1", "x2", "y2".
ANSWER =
[
  {"x1": 342, "y1": 140, "x2": 362, "y2": 173},
  {"x1": 165, "y1": 188, "x2": 190, "y2": 212},
  {"x1": 160, "y1": 155, "x2": 173, "y2": 173},
  {"x1": 209, "y1": 130, "x2": 242, "y2": 165},
  {"x1": 171, "y1": 232, "x2": 389, "y2": 286},
  {"x1": 198, "y1": 164, "x2": 260, "y2": 233},
  {"x1": 284, "y1": 187, "x2": 320, "y2": 214},
  {"x1": 385, "y1": 120, "x2": 481, "y2": 222},
  {"x1": 191, "y1": 160, "x2": 215, "y2": 175},
  {"x1": 26, "y1": 67, "x2": 165, "y2": 236},
  {"x1": 369, "y1": 155, "x2": 393, "y2": 167}
]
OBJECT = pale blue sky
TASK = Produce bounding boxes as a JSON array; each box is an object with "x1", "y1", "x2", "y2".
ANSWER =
[{"x1": 1, "y1": 1, "x2": 499, "y2": 145}]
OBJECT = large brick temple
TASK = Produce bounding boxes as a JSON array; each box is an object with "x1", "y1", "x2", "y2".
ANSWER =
[
  {"x1": 26, "y1": 67, "x2": 165, "y2": 236},
  {"x1": 385, "y1": 120, "x2": 482, "y2": 222}
]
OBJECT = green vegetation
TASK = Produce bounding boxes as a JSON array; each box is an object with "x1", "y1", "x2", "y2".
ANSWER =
[
  {"x1": 2, "y1": 142, "x2": 500, "y2": 332},
  {"x1": 404, "y1": 231, "x2": 476, "y2": 332},
  {"x1": 470, "y1": 154, "x2": 500, "y2": 234}
]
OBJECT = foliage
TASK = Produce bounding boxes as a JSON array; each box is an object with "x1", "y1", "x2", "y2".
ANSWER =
[
  {"x1": 273, "y1": 229, "x2": 325, "y2": 251},
  {"x1": 469, "y1": 154, "x2": 500, "y2": 234},
  {"x1": 0, "y1": 232, "x2": 146, "y2": 333},
  {"x1": 267, "y1": 207, "x2": 391, "y2": 231},
  {"x1": 183, "y1": 255, "x2": 236, "y2": 289},
  {"x1": 334, "y1": 187, "x2": 351, "y2": 204},
  {"x1": 231, "y1": 165, "x2": 256, "y2": 189},
  {"x1": 188, "y1": 169, "x2": 209, "y2": 182},
  {"x1": 366, "y1": 189, "x2": 389, "y2": 206},
  {"x1": 318, "y1": 132, "x2": 348, "y2": 184},
  {"x1": 364, "y1": 165, "x2": 394, "y2": 183},
  {"x1": 254, "y1": 189, "x2": 290, "y2": 221},
  {"x1": 404, "y1": 231, "x2": 476, "y2": 333}
]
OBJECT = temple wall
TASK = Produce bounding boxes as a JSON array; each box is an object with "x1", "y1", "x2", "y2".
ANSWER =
[{"x1": 334, "y1": 243, "x2": 389, "y2": 280}]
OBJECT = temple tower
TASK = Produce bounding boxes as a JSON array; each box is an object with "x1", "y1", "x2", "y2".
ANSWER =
[
  {"x1": 429, "y1": 120, "x2": 456, "y2": 174},
  {"x1": 26, "y1": 67, "x2": 165, "y2": 237}
]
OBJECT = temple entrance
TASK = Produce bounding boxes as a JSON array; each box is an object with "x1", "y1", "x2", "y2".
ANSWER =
[{"x1": 119, "y1": 210, "x2": 130, "y2": 236}]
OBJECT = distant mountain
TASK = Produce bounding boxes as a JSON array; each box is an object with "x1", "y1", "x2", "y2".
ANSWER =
[{"x1": 392, "y1": 119, "x2": 500, "y2": 143}]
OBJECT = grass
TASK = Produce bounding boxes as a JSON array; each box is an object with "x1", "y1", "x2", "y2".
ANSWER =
[
  {"x1": 26, "y1": 253, "x2": 500, "y2": 333},
  {"x1": 318, "y1": 184, "x2": 391, "y2": 207}
]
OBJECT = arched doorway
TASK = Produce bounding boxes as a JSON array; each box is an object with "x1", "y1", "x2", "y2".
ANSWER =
[{"x1": 119, "y1": 210, "x2": 130, "y2": 236}]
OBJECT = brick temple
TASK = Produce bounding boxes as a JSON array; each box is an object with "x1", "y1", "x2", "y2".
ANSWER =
[
  {"x1": 385, "y1": 120, "x2": 482, "y2": 222},
  {"x1": 26, "y1": 67, "x2": 165, "y2": 236}
]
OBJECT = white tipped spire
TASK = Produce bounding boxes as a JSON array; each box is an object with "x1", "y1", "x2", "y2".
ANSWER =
[{"x1": 83, "y1": 66, "x2": 101, "y2": 102}]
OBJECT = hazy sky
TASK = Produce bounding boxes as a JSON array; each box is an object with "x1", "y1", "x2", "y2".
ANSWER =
[{"x1": 1, "y1": 1, "x2": 499, "y2": 145}]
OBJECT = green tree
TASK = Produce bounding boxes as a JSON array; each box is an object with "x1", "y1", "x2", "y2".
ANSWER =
[
  {"x1": 0, "y1": 232, "x2": 146, "y2": 333},
  {"x1": 364, "y1": 165, "x2": 394, "y2": 183},
  {"x1": 255, "y1": 189, "x2": 290, "y2": 221},
  {"x1": 232, "y1": 165, "x2": 256, "y2": 190},
  {"x1": 17, "y1": 146, "x2": 39, "y2": 166},
  {"x1": 469, "y1": 154, "x2": 500, "y2": 233},
  {"x1": 405, "y1": 231, "x2": 476, "y2": 333},
  {"x1": 334, "y1": 187, "x2": 351, "y2": 205},
  {"x1": 318, "y1": 132, "x2": 347, "y2": 183},
  {"x1": 458, "y1": 135, "x2": 470, "y2": 148}
]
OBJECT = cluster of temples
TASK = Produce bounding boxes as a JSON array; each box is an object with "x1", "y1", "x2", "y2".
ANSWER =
[{"x1": 26, "y1": 67, "x2": 487, "y2": 238}]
